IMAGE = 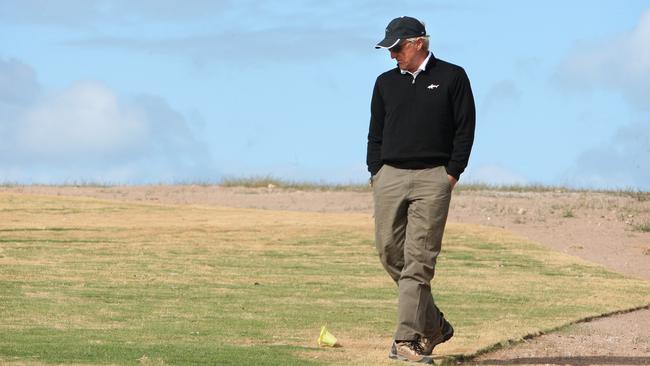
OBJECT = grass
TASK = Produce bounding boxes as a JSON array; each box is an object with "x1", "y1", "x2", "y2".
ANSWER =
[
  {"x1": 1, "y1": 193, "x2": 650, "y2": 365},
  {"x1": 632, "y1": 221, "x2": 650, "y2": 233},
  {"x1": 219, "y1": 177, "x2": 650, "y2": 198},
  {"x1": 562, "y1": 208, "x2": 575, "y2": 218},
  {"x1": 219, "y1": 176, "x2": 370, "y2": 192},
  {"x1": 3, "y1": 178, "x2": 649, "y2": 198}
]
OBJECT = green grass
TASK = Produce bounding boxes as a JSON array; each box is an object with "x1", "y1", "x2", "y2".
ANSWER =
[
  {"x1": 562, "y1": 208, "x2": 575, "y2": 218},
  {"x1": 633, "y1": 221, "x2": 650, "y2": 232},
  {"x1": 1, "y1": 193, "x2": 649, "y2": 365},
  {"x1": 0, "y1": 330, "x2": 320, "y2": 366}
]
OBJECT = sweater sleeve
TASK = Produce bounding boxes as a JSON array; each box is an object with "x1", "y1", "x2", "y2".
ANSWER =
[
  {"x1": 446, "y1": 68, "x2": 476, "y2": 180},
  {"x1": 366, "y1": 77, "x2": 384, "y2": 176}
]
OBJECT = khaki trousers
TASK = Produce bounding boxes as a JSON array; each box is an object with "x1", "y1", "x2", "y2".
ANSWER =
[{"x1": 372, "y1": 164, "x2": 452, "y2": 341}]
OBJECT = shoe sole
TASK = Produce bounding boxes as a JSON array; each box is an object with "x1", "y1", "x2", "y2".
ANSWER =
[{"x1": 388, "y1": 351, "x2": 433, "y2": 364}]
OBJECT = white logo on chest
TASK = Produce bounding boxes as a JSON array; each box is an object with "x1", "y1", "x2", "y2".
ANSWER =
[{"x1": 427, "y1": 84, "x2": 439, "y2": 89}]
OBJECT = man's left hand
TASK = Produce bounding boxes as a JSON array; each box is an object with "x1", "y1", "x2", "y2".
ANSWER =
[{"x1": 447, "y1": 175, "x2": 457, "y2": 190}]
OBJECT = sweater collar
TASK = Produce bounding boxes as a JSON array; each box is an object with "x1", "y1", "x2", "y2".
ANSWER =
[
  {"x1": 425, "y1": 52, "x2": 437, "y2": 70},
  {"x1": 397, "y1": 52, "x2": 437, "y2": 77}
]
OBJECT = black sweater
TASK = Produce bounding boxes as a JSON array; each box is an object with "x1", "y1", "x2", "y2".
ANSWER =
[{"x1": 366, "y1": 54, "x2": 475, "y2": 180}]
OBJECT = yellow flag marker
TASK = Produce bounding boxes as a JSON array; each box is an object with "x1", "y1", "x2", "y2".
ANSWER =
[{"x1": 317, "y1": 325, "x2": 339, "y2": 347}]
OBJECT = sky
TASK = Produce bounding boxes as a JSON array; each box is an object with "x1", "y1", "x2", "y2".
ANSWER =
[{"x1": 1, "y1": 1, "x2": 649, "y2": 190}]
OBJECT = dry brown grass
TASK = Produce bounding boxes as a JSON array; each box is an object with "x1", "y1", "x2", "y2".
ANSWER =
[{"x1": 2, "y1": 192, "x2": 650, "y2": 365}]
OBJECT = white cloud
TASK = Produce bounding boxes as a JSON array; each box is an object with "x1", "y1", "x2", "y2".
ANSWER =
[
  {"x1": 2, "y1": 2, "x2": 448, "y2": 66},
  {"x1": 556, "y1": 8, "x2": 650, "y2": 109},
  {"x1": 461, "y1": 164, "x2": 529, "y2": 186},
  {"x1": 554, "y1": 8, "x2": 650, "y2": 191},
  {"x1": 65, "y1": 27, "x2": 375, "y2": 65},
  {"x1": 562, "y1": 120, "x2": 650, "y2": 190},
  {"x1": 0, "y1": 57, "x2": 217, "y2": 184},
  {"x1": 16, "y1": 81, "x2": 147, "y2": 160}
]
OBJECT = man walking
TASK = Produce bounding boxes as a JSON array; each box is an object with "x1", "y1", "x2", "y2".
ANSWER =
[{"x1": 367, "y1": 16, "x2": 475, "y2": 364}]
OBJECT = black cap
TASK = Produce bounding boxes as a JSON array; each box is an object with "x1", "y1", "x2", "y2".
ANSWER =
[{"x1": 375, "y1": 16, "x2": 427, "y2": 49}]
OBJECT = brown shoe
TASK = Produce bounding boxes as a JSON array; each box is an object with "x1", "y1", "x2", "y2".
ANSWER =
[
  {"x1": 421, "y1": 317, "x2": 454, "y2": 355},
  {"x1": 388, "y1": 340, "x2": 433, "y2": 364}
]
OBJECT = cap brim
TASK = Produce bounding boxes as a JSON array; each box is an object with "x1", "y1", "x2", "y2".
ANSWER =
[{"x1": 375, "y1": 37, "x2": 401, "y2": 49}]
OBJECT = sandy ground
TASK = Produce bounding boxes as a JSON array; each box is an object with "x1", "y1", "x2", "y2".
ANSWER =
[{"x1": 3, "y1": 185, "x2": 650, "y2": 366}]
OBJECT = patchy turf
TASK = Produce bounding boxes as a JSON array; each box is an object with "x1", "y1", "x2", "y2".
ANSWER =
[{"x1": 1, "y1": 193, "x2": 649, "y2": 365}]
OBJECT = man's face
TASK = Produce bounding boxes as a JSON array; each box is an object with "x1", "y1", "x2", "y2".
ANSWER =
[{"x1": 389, "y1": 39, "x2": 422, "y2": 72}]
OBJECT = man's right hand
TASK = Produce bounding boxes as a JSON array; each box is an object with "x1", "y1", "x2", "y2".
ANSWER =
[{"x1": 447, "y1": 175, "x2": 457, "y2": 190}]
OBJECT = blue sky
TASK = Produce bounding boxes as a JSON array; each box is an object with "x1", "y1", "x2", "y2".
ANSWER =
[{"x1": 1, "y1": 1, "x2": 649, "y2": 190}]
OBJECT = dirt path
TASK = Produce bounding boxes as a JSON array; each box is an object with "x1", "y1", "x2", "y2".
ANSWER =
[
  {"x1": 472, "y1": 307, "x2": 650, "y2": 365},
  {"x1": 4, "y1": 185, "x2": 649, "y2": 365}
]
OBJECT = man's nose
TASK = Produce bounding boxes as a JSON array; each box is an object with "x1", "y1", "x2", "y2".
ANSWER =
[{"x1": 390, "y1": 51, "x2": 397, "y2": 59}]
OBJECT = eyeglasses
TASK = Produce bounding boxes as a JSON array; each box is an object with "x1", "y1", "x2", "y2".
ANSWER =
[{"x1": 389, "y1": 41, "x2": 406, "y2": 53}]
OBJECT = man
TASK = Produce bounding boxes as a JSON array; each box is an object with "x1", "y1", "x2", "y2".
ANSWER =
[{"x1": 367, "y1": 16, "x2": 475, "y2": 364}]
